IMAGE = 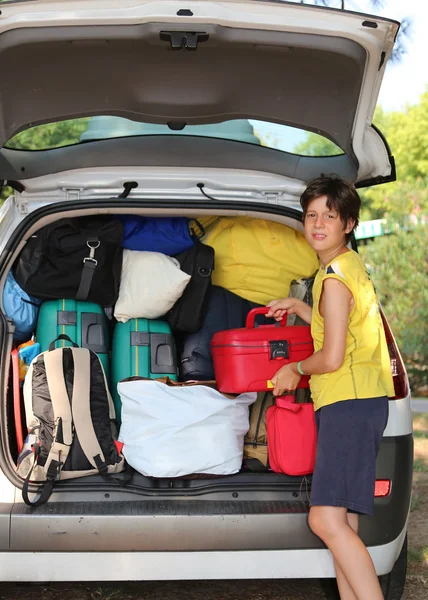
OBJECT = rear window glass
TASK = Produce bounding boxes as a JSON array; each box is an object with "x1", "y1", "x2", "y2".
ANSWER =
[{"x1": 5, "y1": 116, "x2": 343, "y2": 157}]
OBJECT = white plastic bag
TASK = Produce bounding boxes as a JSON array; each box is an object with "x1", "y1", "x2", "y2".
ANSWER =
[
  {"x1": 118, "y1": 379, "x2": 256, "y2": 477},
  {"x1": 114, "y1": 250, "x2": 191, "y2": 322}
]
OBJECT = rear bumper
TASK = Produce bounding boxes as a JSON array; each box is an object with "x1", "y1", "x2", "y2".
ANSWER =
[
  {"x1": 6, "y1": 434, "x2": 412, "y2": 553},
  {"x1": 0, "y1": 527, "x2": 408, "y2": 581},
  {"x1": 0, "y1": 434, "x2": 412, "y2": 581}
]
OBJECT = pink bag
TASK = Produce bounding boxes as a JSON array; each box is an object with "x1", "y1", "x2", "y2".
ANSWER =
[{"x1": 266, "y1": 396, "x2": 317, "y2": 475}]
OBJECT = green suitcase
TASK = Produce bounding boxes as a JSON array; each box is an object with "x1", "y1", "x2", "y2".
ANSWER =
[
  {"x1": 111, "y1": 319, "x2": 177, "y2": 422},
  {"x1": 36, "y1": 299, "x2": 110, "y2": 381}
]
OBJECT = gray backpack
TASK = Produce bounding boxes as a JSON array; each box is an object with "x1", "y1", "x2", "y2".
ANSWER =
[{"x1": 17, "y1": 338, "x2": 125, "y2": 506}]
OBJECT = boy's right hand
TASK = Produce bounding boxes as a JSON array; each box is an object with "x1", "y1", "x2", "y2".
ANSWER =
[{"x1": 266, "y1": 298, "x2": 300, "y2": 321}]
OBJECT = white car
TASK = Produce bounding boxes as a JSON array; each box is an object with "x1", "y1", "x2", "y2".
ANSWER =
[{"x1": 0, "y1": 1, "x2": 412, "y2": 598}]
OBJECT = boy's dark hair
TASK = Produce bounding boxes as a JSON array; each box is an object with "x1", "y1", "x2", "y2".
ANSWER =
[{"x1": 300, "y1": 176, "x2": 361, "y2": 243}]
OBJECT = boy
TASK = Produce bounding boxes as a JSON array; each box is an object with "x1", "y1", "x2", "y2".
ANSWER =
[{"x1": 267, "y1": 176, "x2": 394, "y2": 600}]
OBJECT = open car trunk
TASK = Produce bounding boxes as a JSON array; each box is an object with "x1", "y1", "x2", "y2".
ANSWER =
[
  {"x1": 1, "y1": 197, "x2": 313, "y2": 483},
  {"x1": 0, "y1": 197, "x2": 408, "y2": 553},
  {"x1": 0, "y1": 198, "x2": 326, "y2": 552}
]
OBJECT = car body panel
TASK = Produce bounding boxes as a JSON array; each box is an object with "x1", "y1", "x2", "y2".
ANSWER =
[
  {"x1": 6, "y1": 433, "x2": 412, "y2": 553},
  {"x1": 0, "y1": 0, "x2": 398, "y2": 182},
  {"x1": 0, "y1": 2, "x2": 412, "y2": 584},
  {"x1": 0, "y1": 136, "x2": 359, "y2": 186},
  {"x1": 0, "y1": 527, "x2": 409, "y2": 580}
]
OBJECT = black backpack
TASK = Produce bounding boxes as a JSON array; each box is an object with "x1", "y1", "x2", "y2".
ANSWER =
[
  {"x1": 17, "y1": 337, "x2": 125, "y2": 507},
  {"x1": 14, "y1": 216, "x2": 124, "y2": 307},
  {"x1": 167, "y1": 241, "x2": 215, "y2": 333}
]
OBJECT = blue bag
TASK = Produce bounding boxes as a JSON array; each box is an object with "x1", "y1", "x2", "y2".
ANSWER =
[
  {"x1": 119, "y1": 216, "x2": 204, "y2": 256},
  {"x1": 3, "y1": 272, "x2": 41, "y2": 341}
]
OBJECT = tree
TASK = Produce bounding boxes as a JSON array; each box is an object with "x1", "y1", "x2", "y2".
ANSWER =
[
  {"x1": 364, "y1": 91, "x2": 428, "y2": 220},
  {"x1": 359, "y1": 225, "x2": 428, "y2": 392},
  {"x1": 7, "y1": 118, "x2": 90, "y2": 151},
  {"x1": 294, "y1": 133, "x2": 342, "y2": 157},
  {"x1": 300, "y1": 0, "x2": 410, "y2": 63}
]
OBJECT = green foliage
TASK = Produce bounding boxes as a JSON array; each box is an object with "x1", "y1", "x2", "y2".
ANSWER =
[
  {"x1": 7, "y1": 118, "x2": 90, "y2": 150},
  {"x1": 359, "y1": 224, "x2": 428, "y2": 391},
  {"x1": 293, "y1": 132, "x2": 343, "y2": 156},
  {"x1": 365, "y1": 93, "x2": 428, "y2": 217},
  {"x1": 0, "y1": 184, "x2": 13, "y2": 205}
]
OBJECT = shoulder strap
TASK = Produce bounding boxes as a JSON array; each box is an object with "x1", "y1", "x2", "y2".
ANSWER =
[
  {"x1": 242, "y1": 458, "x2": 269, "y2": 473},
  {"x1": 195, "y1": 241, "x2": 214, "y2": 277},
  {"x1": 70, "y1": 348, "x2": 108, "y2": 472},
  {"x1": 76, "y1": 238, "x2": 100, "y2": 301},
  {"x1": 189, "y1": 219, "x2": 205, "y2": 240},
  {"x1": 43, "y1": 348, "x2": 74, "y2": 477}
]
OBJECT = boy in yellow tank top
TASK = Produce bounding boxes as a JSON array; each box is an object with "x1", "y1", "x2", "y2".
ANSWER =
[{"x1": 267, "y1": 177, "x2": 394, "y2": 600}]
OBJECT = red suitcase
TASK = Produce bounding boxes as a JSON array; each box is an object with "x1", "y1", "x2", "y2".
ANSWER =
[
  {"x1": 266, "y1": 396, "x2": 317, "y2": 476},
  {"x1": 211, "y1": 307, "x2": 313, "y2": 394}
]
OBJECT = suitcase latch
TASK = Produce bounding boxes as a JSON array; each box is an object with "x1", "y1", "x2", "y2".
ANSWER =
[{"x1": 269, "y1": 340, "x2": 289, "y2": 360}]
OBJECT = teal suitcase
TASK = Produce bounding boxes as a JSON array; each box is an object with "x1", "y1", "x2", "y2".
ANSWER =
[
  {"x1": 36, "y1": 299, "x2": 110, "y2": 381},
  {"x1": 111, "y1": 319, "x2": 177, "y2": 422}
]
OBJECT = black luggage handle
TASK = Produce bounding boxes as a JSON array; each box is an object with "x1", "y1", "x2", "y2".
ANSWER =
[{"x1": 49, "y1": 334, "x2": 79, "y2": 352}]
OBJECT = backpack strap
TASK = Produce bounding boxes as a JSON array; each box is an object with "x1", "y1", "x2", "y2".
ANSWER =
[
  {"x1": 22, "y1": 348, "x2": 73, "y2": 507},
  {"x1": 70, "y1": 347, "x2": 109, "y2": 473},
  {"x1": 43, "y1": 348, "x2": 74, "y2": 479},
  {"x1": 189, "y1": 219, "x2": 205, "y2": 240},
  {"x1": 195, "y1": 240, "x2": 214, "y2": 278},
  {"x1": 242, "y1": 457, "x2": 270, "y2": 473}
]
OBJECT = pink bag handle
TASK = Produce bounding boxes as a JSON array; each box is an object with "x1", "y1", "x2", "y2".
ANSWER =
[
  {"x1": 245, "y1": 307, "x2": 287, "y2": 329},
  {"x1": 275, "y1": 395, "x2": 302, "y2": 412}
]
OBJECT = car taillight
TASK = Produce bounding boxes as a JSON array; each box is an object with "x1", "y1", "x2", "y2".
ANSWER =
[
  {"x1": 380, "y1": 311, "x2": 408, "y2": 400},
  {"x1": 375, "y1": 480, "x2": 391, "y2": 498}
]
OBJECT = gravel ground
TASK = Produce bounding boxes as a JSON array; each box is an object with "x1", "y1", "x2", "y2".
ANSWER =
[
  {"x1": 0, "y1": 579, "x2": 335, "y2": 600},
  {"x1": 0, "y1": 577, "x2": 424, "y2": 600}
]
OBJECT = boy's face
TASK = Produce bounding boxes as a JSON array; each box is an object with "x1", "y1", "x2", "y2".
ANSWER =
[{"x1": 303, "y1": 195, "x2": 354, "y2": 253}]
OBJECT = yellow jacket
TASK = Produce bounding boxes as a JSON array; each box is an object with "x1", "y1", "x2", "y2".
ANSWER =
[{"x1": 198, "y1": 216, "x2": 319, "y2": 305}]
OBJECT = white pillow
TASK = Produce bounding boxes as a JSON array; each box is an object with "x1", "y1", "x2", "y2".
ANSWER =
[{"x1": 114, "y1": 250, "x2": 191, "y2": 322}]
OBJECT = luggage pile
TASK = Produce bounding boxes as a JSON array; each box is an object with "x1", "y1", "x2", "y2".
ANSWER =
[{"x1": 5, "y1": 213, "x2": 319, "y2": 505}]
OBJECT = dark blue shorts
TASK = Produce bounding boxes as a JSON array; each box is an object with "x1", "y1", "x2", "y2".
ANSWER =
[{"x1": 310, "y1": 397, "x2": 389, "y2": 516}]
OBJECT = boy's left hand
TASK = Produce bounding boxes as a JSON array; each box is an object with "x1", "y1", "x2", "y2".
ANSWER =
[{"x1": 271, "y1": 363, "x2": 301, "y2": 396}]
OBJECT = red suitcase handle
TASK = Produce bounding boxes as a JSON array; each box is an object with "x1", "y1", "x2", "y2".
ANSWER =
[
  {"x1": 276, "y1": 395, "x2": 303, "y2": 411},
  {"x1": 245, "y1": 306, "x2": 287, "y2": 329}
]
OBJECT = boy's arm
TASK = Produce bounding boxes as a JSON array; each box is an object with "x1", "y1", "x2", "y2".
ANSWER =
[
  {"x1": 270, "y1": 278, "x2": 352, "y2": 395},
  {"x1": 266, "y1": 297, "x2": 312, "y2": 325},
  {"x1": 296, "y1": 278, "x2": 352, "y2": 375}
]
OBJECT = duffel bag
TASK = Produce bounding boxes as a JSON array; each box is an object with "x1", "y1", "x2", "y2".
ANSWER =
[
  {"x1": 168, "y1": 241, "x2": 215, "y2": 333},
  {"x1": 17, "y1": 337, "x2": 125, "y2": 506},
  {"x1": 180, "y1": 285, "x2": 261, "y2": 381},
  {"x1": 14, "y1": 216, "x2": 123, "y2": 307},
  {"x1": 119, "y1": 215, "x2": 205, "y2": 255}
]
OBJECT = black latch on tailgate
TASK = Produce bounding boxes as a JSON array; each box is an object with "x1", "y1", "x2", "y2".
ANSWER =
[
  {"x1": 160, "y1": 31, "x2": 209, "y2": 50},
  {"x1": 269, "y1": 340, "x2": 289, "y2": 360}
]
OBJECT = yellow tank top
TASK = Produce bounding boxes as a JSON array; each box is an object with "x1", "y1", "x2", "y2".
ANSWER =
[{"x1": 310, "y1": 250, "x2": 394, "y2": 411}]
